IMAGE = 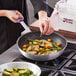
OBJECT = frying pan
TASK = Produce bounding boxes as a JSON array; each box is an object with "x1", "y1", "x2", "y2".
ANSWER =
[
  {"x1": 17, "y1": 19, "x2": 67, "y2": 61},
  {"x1": 0, "y1": 62, "x2": 41, "y2": 76}
]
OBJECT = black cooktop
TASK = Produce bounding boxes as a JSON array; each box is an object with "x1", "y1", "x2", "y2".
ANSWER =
[
  {"x1": 54, "y1": 54, "x2": 76, "y2": 76},
  {"x1": 13, "y1": 43, "x2": 76, "y2": 76}
]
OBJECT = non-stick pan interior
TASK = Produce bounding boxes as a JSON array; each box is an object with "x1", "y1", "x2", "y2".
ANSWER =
[{"x1": 18, "y1": 31, "x2": 67, "y2": 50}]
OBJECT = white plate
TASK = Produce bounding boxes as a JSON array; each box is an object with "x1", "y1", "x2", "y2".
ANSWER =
[{"x1": 0, "y1": 62, "x2": 41, "y2": 76}]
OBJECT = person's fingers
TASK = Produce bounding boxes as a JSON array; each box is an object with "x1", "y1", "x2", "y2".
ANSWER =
[
  {"x1": 45, "y1": 21, "x2": 54, "y2": 35},
  {"x1": 11, "y1": 12, "x2": 19, "y2": 19},
  {"x1": 46, "y1": 27, "x2": 54, "y2": 35},
  {"x1": 39, "y1": 18, "x2": 54, "y2": 35},
  {"x1": 43, "y1": 20, "x2": 49, "y2": 34},
  {"x1": 40, "y1": 23, "x2": 44, "y2": 33},
  {"x1": 15, "y1": 10, "x2": 24, "y2": 19}
]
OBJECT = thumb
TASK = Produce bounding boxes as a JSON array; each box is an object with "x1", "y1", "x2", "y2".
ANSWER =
[
  {"x1": 40, "y1": 23, "x2": 44, "y2": 34},
  {"x1": 11, "y1": 13, "x2": 19, "y2": 20}
]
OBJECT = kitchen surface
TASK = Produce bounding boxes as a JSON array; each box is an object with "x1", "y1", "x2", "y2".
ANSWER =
[{"x1": 0, "y1": 0, "x2": 76, "y2": 76}]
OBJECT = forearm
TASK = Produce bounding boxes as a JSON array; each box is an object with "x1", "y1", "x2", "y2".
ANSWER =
[
  {"x1": 0, "y1": 10, "x2": 7, "y2": 17},
  {"x1": 38, "y1": 10, "x2": 47, "y2": 20},
  {"x1": 30, "y1": 0, "x2": 53, "y2": 19}
]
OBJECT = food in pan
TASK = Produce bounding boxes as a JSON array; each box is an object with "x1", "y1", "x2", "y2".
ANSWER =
[
  {"x1": 22, "y1": 39, "x2": 62, "y2": 55},
  {"x1": 2, "y1": 67, "x2": 34, "y2": 76}
]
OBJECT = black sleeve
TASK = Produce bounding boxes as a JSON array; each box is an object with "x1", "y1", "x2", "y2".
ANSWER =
[{"x1": 30, "y1": 0, "x2": 53, "y2": 19}]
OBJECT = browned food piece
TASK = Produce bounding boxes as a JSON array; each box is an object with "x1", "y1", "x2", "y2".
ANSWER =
[
  {"x1": 27, "y1": 51, "x2": 37, "y2": 54},
  {"x1": 41, "y1": 51, "x2": 51, "y2": 55},
  {"x1": 26, "y1": 45, "x2": 39, "y2": 54},
  {"x1": 26, "y1": 46, "x2": 32, "y2": 51},
  {"x1": 26, "y1": 45, "x2": 39, "y2": 51},
  {"x1": 51, "y1": 50, "x2": 57, "y2": 54},
  {"x1": 39, "y1": 39, "x2": 53, "y2": 47},
  {"x1": 41, "y1": 50, "x2": 57, "y2": 55}
]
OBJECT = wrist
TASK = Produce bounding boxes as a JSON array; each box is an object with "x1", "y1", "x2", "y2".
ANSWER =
[
  {"x1": 38, "y1": 10, "x2": 47, "y2": 20},
  {"x1": 0, "y1": 10, "x2": 7, "y2": 16}
]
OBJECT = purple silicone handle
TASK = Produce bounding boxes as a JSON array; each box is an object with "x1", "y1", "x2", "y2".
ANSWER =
[
  {"x1": 17, "y1": 18, "x2": 23, "y2": 22},
  {"x1": 12, "y1": 10, "x2": 16, "y2": 11}
]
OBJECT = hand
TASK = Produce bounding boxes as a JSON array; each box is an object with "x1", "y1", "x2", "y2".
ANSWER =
[
  {"x1": 39, "y1": 18, "x2": 54, "y2": 35},
  {"x1": 5, "y1": 10, "x2": 24, "y2": 23}
]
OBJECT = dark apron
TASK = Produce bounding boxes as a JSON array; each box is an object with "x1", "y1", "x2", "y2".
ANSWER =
[{"x1": 0, "y1": 0, "x2": 29, "y2": 53}]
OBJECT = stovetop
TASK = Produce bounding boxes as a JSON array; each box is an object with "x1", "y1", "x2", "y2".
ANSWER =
[
  {"x1": 54, "y1": 54, "x2": 76, "y2": 76},
  {"x1": 13, "y1": 43, "x2": 76, "y2": 76}
]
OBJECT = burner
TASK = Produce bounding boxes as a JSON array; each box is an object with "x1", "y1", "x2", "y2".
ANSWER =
[
  {"x1": 41, "y1": 69, "x2": 56, "y2": 76},
  {"x1": 67, "y1": 43, "x2": 76, "y2": 50},
  {"x1": 55, "y1": 54, "x2": 76, "y2": 76},
  {"x1": 54, "y1": 71, "x2": 76, "y2": 76},
  {"x1": 63, "y1": 55, "x2": 76, "y2": 71}
]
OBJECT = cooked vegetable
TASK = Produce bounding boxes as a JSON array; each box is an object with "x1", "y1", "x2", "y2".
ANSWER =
[
  {"x1": 52, "y1": 42, "x2": 62, "y2": 50},
  {"x1": 38, "y1": 52, "x2": 41, "y2": 55},
  {"x1": 2, "y1": 67, "x2": 34, "y2": 76},
  {"x1": 5, "y1": 69, "x2": 13, "y2": 73},
  {"x1": 19, "y1": 70, "x2": 27, "y2": 75},
  {"x1": 13, "y1": 67, "x2": 18, "y2": 72},
  {"x1": 2, "y1": 71, "x2": 11, "y2": 76},
  {"x1": 45, "y1": 49, "x2": 49, "y2": 51},
  {"x1": 48, "y1": 39, "x2": 51, "y2": 42},
  {"x1": 39, "y1": 48, "x2": 43, "y2": 51},
  {"x1": 45, "y1": 45, "x2": 50, "y2": 49},
  {"x1": 11, "y1": 72, "x2": 19, "y2": 76},
  {"x1": 29, "y1": 42, "x2": 32, "y2": 45},
  {"x1": 57, "y1": 43, "x2": 61, "y2": 47},
  {"x1": 25, "y1": 68, "x2": 33, "y2": 76},
  {"x1": 23, "y1": 45, "x2": 27, "y2": 48},
  {"x1": 22, "y1": 39, "x2": 62, "y2": 55},
  {"x1": 18, "y1": 68, "x2": 25, "y2": 71},
  {"x1": 40, "y1": 33, "x2": 43, "y2": 37},
  {"x1": 22, "y1": 48, "x2": 26, "y2": 51}
]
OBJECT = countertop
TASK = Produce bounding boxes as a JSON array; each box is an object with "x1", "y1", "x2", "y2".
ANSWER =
[{"x1": 0, "y1": 44, "x2": 21, "y2": 65}]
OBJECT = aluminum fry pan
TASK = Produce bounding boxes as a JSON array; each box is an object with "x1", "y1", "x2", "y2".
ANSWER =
[{"x1": 17, "y1": 31, "x2": 67, "y2": 61}]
